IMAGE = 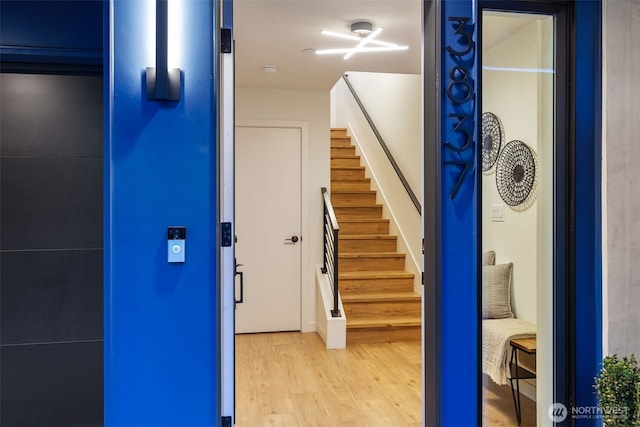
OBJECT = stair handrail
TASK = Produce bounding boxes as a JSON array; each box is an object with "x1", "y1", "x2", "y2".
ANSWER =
[
  {"x1": 342, "y1": 74, "x2": 422, "y2": 214},
  {"x1": 321, "y1": 187, "x2": 341, "y2": 317}
]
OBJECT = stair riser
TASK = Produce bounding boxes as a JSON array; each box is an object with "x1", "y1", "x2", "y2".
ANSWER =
[
  {"x1": 331, "y1": 141, "x2": 352, "y2": 149},
  {"x1": 339, "y1": 277, "x2": 414, "y2": 293},
  {"x1": 347, "y1": 326, "x2": 421, "y2": 344},
  {"x1": 339, "y1": 222, "x2": 389, "y2": 235},
  {"x1": 344, "y1": 301, "x2": 421, "y2": 318},
  {"x1": 340, "y1": 255, "x2": 405, "y2": 272},
  {"x1": 331, "y1": 192, "x2": 377, "y2": 205},
  {"x1": 339, "y1": 238, "x2": 397, "y2": 253},
  {"x1": 331, "y1": 180, "x2": 371, "y2": 191},
  {"x1": 335, "y1": 206, "x2": 382, "y2": 218},
  {"x1": 332, "y1": 169, "x2": 365, "y2": 180},
  {"x1": 331, "y1": 146, "x2": 356, "y2": 157},
  {"x1": 331, "y1": 157, "x2": 361, "y2": 168},
  {"x1": 331, "y1": 129, "x2": 348, "y2": 138}
]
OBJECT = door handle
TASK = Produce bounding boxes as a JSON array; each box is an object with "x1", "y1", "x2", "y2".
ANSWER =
[
  {"x1": 285, "y1": 235, "x2": 300, "y2": 243},
  {"x1": 235, "y1": 263, "x2": 244, "y2": 305}
]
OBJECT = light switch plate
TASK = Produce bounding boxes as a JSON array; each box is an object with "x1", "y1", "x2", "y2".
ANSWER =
[{"x1": 491, "y1": 204, "x2": 505, "y2": 222}]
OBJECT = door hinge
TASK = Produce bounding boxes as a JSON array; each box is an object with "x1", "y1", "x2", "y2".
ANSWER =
[
  {"x1": 221, "y1": 222, "x2": 233, "y2": 247},
  {"x1": 221, "y1": 28, "x2": 232, "y2": 53},
  {"x1": 422, "y1": 238, "x2": 424, "y2": 254},
  {"x1": 421, "y1": 272, "x2": 424, "y2": 285},
  {"x1": 221, "y1": 416, "x2": 232, "y2": 427}
]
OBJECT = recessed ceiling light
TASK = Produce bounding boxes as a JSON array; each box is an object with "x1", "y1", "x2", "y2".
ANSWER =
[
  {"x1": 262, "y1": 65, "x2": 279, "y2": 73},
  {"x1": 303, "y1": 48, "x2": 316, "y2": 55}
]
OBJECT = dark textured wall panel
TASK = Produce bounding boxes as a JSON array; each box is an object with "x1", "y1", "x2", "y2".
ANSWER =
[
  {"x1": 0, "y1": 341, "x2": 103, "y2": 427},
  {"x1": 0, "y1": 157, "x2": 103, "y2": 250},
  {"x1": 0, "y1": 72, "x2": 103, "y2": 425},
  {"x1": 0, "y1": 74, "x2": 103, "y2": 158},
  {"x1": 1, "y1": 249, "x2": 103, "y2": 345}
]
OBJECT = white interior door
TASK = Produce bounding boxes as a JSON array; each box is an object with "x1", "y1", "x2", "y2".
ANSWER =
[{"x1": 235, "y1": 125, "x2": 302, "y2": 333}]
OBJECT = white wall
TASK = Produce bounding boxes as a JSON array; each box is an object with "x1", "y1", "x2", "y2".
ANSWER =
[
  {"x1": 340, "y1": 72, "x2": 423, "y2": 201},
  {"x1": 236, "y1": 87, "x2": 330, "y2": 332},
  {"x1": 482, "y1": 19, "x2": 544, "y2": 325},
  {"x1": 331, "y1": 76, "x2": 423, "y2": 292},
  {"x1": 602, "y1": 0, "x2": 640, "y2": 357}
]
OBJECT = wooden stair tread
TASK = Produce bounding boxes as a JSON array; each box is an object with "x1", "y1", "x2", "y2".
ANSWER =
[
  {"x1": 331, "y1": 166, "x2": 364, "y2": 170},
  {"x1": 331, "y1": 178, "x2": 370, "y2": 182},
  {"x1": 340, "y1": 252, "x2": 404, "y2": 259},
  {"x1": 331, "y1": 190, "x2": 375, "y2": 195},
  {"x1": 331, "y1": 154, "x2": 359, "y2": 158},
  {"x1": 332, "y1": 177, "x2": 369, "y2": 180},
  {"x1": 338, "y1": 218, "x2": 389, "y2": 223},
  {"x1": 332, "y1": 201, "x2": 381, "y2": 207},
  {"x1": 341, "y1": 292, "x2": 421, "y2": 303},
  {"x1": 339, "y1": 271, "x2": 414, "y2": 279},
  {"x1": 339, "y1": 234, "x2": 396, "y2": 240},
  {"x1": 336, "y1": 216, "x2": 385, "y2": 221},
  {"x1": 347, "y1": 317, "x2": 421, "y2": 329}
]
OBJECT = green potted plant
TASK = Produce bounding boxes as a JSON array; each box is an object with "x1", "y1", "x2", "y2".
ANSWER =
[{"x1": 594, "y1": 354, "x2": 640, "y2": 426}]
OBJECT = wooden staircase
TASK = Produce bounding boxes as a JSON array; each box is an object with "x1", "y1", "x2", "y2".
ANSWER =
[{"x1": 330, "y1": 128, "x2": 421, "y2": 344}]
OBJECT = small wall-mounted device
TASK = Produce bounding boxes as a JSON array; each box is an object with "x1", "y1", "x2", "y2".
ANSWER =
[{"x1": 168, "y1": 226, "x2": 186, "y2": 263}]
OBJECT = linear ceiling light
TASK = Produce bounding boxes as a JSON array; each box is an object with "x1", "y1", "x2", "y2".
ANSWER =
[
  {"x1": 317, "y1": 23, "x2": 409, "y2": 59},
  {"x1": 316, "y1": 46, "x2": 409, "y2": 55}
]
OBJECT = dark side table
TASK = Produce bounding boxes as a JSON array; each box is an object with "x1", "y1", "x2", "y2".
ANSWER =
[{"x1": 509, "y1": 337, "x2": 536, "y2": 426}]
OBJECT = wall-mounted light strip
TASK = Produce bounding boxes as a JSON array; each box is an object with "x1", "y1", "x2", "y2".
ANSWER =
[{"x1": 146, "y1": 0, "x2": 181, "y2": 101}]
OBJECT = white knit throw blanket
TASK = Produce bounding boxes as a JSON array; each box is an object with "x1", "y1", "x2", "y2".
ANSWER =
[{"x1": 482, "y1": 318, "x2": 536, "y2": 385}]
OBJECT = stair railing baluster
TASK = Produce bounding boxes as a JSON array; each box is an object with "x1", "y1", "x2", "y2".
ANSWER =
[{"x1": 321, "y1": 187, "x2": 341, "y2": 317}]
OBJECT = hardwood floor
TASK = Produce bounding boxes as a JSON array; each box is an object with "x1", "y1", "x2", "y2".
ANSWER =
[
  {"x1": 482, "y1": 374, "x2": 537, "y2": 427},
  {"x1": 235, "y1": 332, "x2": 535, "y2": 426}
]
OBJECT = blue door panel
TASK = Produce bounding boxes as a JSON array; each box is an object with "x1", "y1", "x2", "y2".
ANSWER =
[
  {"x1": 105, "y1": 0, "x2": 218, "y2": 425},
  {"x1": 439, "y1": 2, "x2": 480, "y2": 426},
  {"x1": 574, "y1": 0, "x2": 603, "y2": 421}
]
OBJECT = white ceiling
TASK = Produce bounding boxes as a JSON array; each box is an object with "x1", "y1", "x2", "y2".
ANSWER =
[
  {"x1": 232, "y1": 3, "x2": 540, "y2": 91},
  {"x1": 233, "y1": 0, "x2": 423, "y2": 91}
]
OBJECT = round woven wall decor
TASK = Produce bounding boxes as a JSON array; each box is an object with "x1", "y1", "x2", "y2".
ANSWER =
[
  {"x1": 495, "y1": 140, "x2": 537, "y2": 207},
  {"x1": 481, "y1": 112, "x2": 504, "y2": 172}
]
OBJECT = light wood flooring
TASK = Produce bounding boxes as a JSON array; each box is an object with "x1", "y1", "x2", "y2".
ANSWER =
[{"x1": 235, "y1": 332, "x2": 535, "y2": 427}]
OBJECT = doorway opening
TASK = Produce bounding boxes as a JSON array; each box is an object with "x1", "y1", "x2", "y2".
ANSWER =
[
  {"x1": 480, "y1": 5, "x2": 569, "y2": 425},
  {"x1": 230, "y1": 0, "x2": 424, "y2": 425}
]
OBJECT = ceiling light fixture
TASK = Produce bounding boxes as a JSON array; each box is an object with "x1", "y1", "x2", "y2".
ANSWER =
[
  {"x1": 262, "y1": 65, "x2": 279, "y2": 73},
  {"x1": 350, "y1": 21, "x2": 373, "y2": 36},
  {"x1": 317, "y1": 23, "x2": 409, "y2": 60}
]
